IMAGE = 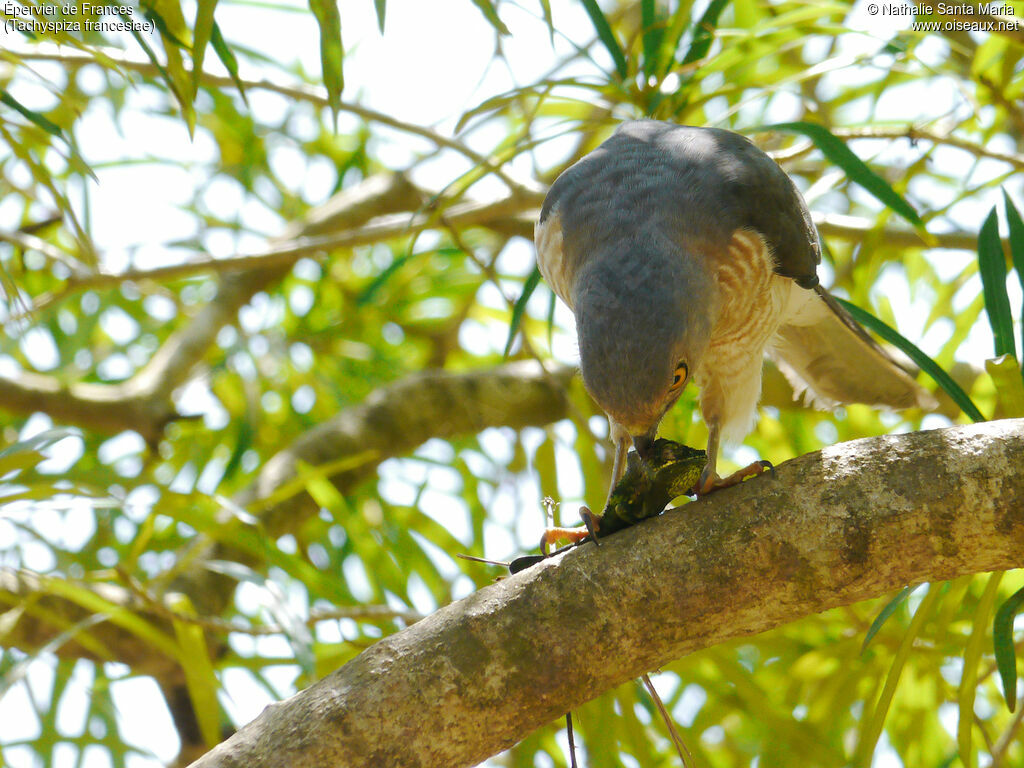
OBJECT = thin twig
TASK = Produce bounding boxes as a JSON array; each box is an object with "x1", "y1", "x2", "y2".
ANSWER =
[
  {"x1": 116, "y1": 567, "x2": 422, "y2": 635},
  {"x1": 565, "y1": 712, "x2": 579, "y2": 768},
  {"x1": 990, "y1": 700, "x2": 1024, "y2": 767},
  {"x1": 833, "y1": 126, "x2": 1024, "y2": 171},
  {"x1": 768, "y1": 124, "x2": 1024, "y2": 172},
  {"x1": 640, "y1": 673, "x2": 695, "y2": 768},
  {"x1": 7, "y1": 44, "x2": 540, "y2": 196}
]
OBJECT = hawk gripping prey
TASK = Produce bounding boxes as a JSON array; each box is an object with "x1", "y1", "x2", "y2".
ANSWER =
[{"x1": 535, "y1": 120, "x2": 935, "y2": 499}]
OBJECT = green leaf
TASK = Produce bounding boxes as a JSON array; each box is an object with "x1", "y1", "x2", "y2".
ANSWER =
[
  {"x1": 855, "y1": 583, "x2": 941, "y2": 765},
  {"x1": 142, "y1": 1, "x2": 197, "y2": 133},
  {"x1": 985, "y1": 355, "x2": 1024, "y2": 418},
  {"x1": 1002, "y1": 190, "x2": 1024, "y2": 376},
  {"x1": 679, "y1": 0, "x2": 729, "y2": 67},
  {"x1": 977, "y1": 206, "x2": 1015, "y2": 359},
  {"x1": 469, "y1": 0, "x2": 510, "y2": 35},
  {"x1": 0, "y1": 427, "x2": 79, "y2": 461},
  {"x1": 764, "y1": 122, "x2": 925, "y2": 231},
  {"x1": 168, "y1": 595, "x2": 222, "y2": 748},
  {"x1": 959, "y1": 572, "x2": 1004, "y2": 764},
  {"x1": 0, "y1": 90, "x2": 64, "y2": 139},
  {"x1": 42, "y1": 576, "x2": 182, "y2": 662},
  {"x1": 862, "y1": 584, "x2": 922, "y2": 654},
  {"x1": 504, "y1": 266, "x2": 542, "y2": 357},
  {"x1": 209, "y1": 22, "x2": 248, "y2": 103},
  {"x1": 641, "y1": 0, "x2": 665, "y2": 79},
  {"x1": 309, "y1": 0, "x2": 344, "y2": 119},
  {"x1": 546, "y1": 286, "x2": 556, "y2": 352},
  {"x1": 580, "y1": 0, "x2": 628, "y2": 79},
  {"x1": 374, "y1": 0, "x2": 386, "y2": 33},
  {"x1": 539, "y1": 0, "x2": 554, "y2": 44},
  {"x1": 0, "y1": 613, "x2": 110, "y2": 697},
  {"x1": 192, "y1": 0, "x2": 219, "y2": 97},
  {"x1": 123, "y1": 14, "x2": 175, "y2": 89},
  {"x1": 836, "y1": 299, "x2": 985, "y2": 423},
  {"x1": 994, "y1": 584, "x2": 1024, "y2": 712}
]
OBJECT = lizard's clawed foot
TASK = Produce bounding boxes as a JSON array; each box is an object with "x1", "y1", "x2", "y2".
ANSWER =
[{"x1": 539, "y1": 506, "x2": 601, "y2": 554}]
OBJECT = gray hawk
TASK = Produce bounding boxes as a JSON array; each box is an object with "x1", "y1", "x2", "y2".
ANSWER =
[{"x1": 535, "y1": 120, "x2": 936, "y2": 504}]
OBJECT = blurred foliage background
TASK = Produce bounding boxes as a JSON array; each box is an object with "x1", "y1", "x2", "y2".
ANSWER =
[{"x1": 1, "y1": 0, "x2": 1023, "y2": 766}]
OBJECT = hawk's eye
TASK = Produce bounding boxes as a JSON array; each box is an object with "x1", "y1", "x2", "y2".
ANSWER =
[{"x1": 670, "y1": 361, "x2": 688, "y2": 391}]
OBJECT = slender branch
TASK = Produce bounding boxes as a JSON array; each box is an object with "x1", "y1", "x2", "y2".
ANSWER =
[
  {"x1": 239, "y1": 360, "x2": 576, "y2": 541},
  {"x1": 0, "y1": 172, "x2": 425, "y2": 443},
  {"x1": 118, "y1": 568, "x2": 424, "y2": 636},
  {"x1": 36, "y1": 191, "x2": 543, "y2": 292},
  {"x1": 10, "y1": 200, "x2": 991, "y2": 304},
  {"x1": 829, "y1": 126, "x2": 1024, "y2": 171},
  {"x1": 186, "y1": 418, "x2": 1024, "y2": 768},
  {"x1": 0, "y1": 228, "x2": 90, "y2": 276},
  {"x1": 768, "y1": 124, "x2": 1024, "y2": 171},
  {"x1": 814, "y1": 212, "x2": 980, "y2": 250}
]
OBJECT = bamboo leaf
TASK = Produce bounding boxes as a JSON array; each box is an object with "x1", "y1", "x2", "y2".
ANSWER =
[
  {"x1": 985, "y1": 355, "x2": 1024, "y2": 418},
  {"x1": 836, "y1": 299, "x2": 985, "y2": 423},
  {"x1": 855, "y1": 584, "x2": 941, "y2": 766},
  {"x1": 862, "y1": 584, "x2": 922, "y2": 654},
  {"x1": 209, "y1": 22, "x2": 247, "y2": 102},
  {"x1": 0, "y1": 90, "x2": 64, "y2": 139},
  {"x1": 469, "y1": 0, "x2": 510, "y2": 35},
  {"x1": 977, "y1": 206, "x2": 1015, "y2": 359},
  {"x1": 764, "y1": 122, "x2": 925, "y2": 231},
  {"x1": 169, "y1": 595, "x2": 222, "y2": 748},
  {"x1": 192, "y1": 0, "x2": 219, "y2": 97},
  {"x1": 1001, "y1": 190, "x2": 1024, "y2": 378},
  {"x1": 539, "y1": 0, "x2": 554, "y2": 44},
  {"x1": 993, "y1": 584, "x2": 1024, "y2": 712},
  {"x1": 641, "y1": 0, "x2": 665, "y2": 79},
  {"x1": 679, "y1": 0, "x2": 729, "y2": 67},
  {"x1": 141, "y1": 1, "x2": 197, "y2": 133},
  {"x1": 958, "y1": 572, "x2": 1004, "y2": 766},
  {"x1": 41, "y1": 577, "x2": 182, "y2": 662},
  {"x1": 309, "y1": 0, "x2": 344, "y2": 119},
  {"x1": 0, "y1": 613, "x2": 110, "y2": 697},
  {"x1": 546, "y1": 285, "x2": 556, "y2": 352},
  {"x1": 504, "y1": 265, "x2": 542, "y2": 357},
  {"x1": 0, "y1": 427, "x2": 79, "y2": 461},
  {"x1": 374, "y1": 0, "x2": 386, "y2": 33},
  {"x1": 580, "y1": 0, "x2": 628, "y2": 79}
]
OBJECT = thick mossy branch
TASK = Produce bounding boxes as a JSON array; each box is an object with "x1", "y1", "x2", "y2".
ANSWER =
[{"x1": 189, "y1": 419, "x2": 1024, "y2": 768}]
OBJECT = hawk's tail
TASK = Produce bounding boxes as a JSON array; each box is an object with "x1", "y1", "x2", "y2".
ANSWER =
[{"x1": 769, "y1": 285, "x2": 938, "y2": 412}]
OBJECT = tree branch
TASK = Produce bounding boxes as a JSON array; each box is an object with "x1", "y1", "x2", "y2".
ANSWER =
[
  {"x1": 13, "y1": 202, "x2": 991, "y2": 304},
  {"x1": 770, "y1": 125, "x2": 1024, "y2": 171},
  {"x1": 0, "y1": 172, "x2": 424, "y2": 444},
  {"x1": 187, "y1": 419, "x2": 1024, "y2": 768}
]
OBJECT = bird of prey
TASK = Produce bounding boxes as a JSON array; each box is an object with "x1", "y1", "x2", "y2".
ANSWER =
[{"x1": 535, "y1": 120, "x2": 935, "y2": 500}]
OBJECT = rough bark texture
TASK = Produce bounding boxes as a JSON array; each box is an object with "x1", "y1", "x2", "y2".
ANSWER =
[{"x1": 188, "y1": 418, "x2": 1024, "y2": 768}]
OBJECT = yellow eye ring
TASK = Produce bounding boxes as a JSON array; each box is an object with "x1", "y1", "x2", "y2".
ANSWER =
[{"x1": 670, "y1": 361, "x2": 688, "y2": 390}]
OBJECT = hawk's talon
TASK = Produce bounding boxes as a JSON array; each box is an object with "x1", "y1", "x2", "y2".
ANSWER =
[{"x1": 697, "y1": 458, "x2": 774, "y2": 496}]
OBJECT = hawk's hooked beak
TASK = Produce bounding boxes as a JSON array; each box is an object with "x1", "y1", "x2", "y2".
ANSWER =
[{"x1": 632, "y1": 431, "x2": 656, "y2": 460}]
